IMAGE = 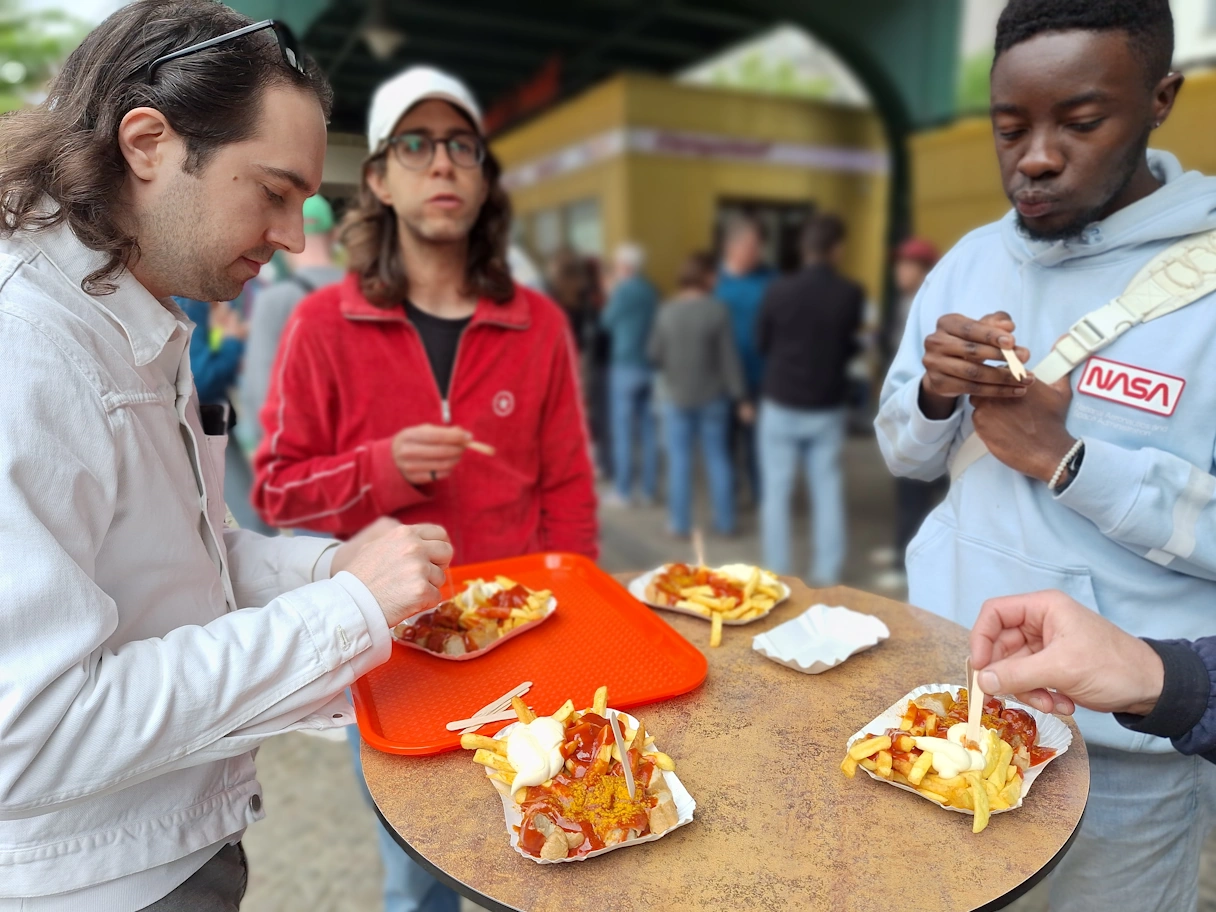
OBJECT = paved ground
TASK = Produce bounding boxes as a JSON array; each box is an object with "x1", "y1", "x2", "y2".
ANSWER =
[{"x1": 240, "y1": 433, "x2": 1216, "y2": 912}]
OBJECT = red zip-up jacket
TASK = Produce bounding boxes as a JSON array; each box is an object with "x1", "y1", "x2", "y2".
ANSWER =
[{"x1": 251, "y1": 273, "x2": 598, "y2": 564}]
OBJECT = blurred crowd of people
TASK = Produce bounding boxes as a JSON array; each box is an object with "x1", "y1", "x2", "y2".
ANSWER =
[{"x1": 533, "y1": 214, "x2": 943, "y2": 588}]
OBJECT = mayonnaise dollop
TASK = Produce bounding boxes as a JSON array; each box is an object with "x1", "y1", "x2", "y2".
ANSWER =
[
  {"x1": 458, "y1": 579, "x2": 502, "y2": 608},
  {"x1": 715, "y1": 563, "x2": 777, "y2": 585},
  {"x1": 506, "y1": 717, "x2": 566, "y2": 790},
  {"x1": 912, "y1": 723, "x2": 990, "y2": 778}
]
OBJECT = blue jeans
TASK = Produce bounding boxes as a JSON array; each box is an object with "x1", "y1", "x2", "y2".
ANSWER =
[
  {"x1": 663, "y1": 398, "x2": 734, "y2": 536},
  {"x1": 758, "y1": 401, "x2": 846, "y2": 585},
  {"x1": 609, "y1": 364, "x2": 658, "y2": 501},
  {"x1": 345, "y1": 725, "x2": 460, "y2": 912},
  {"x1": 1045, "y1": 744, "x2": 1216, "y2": 911},
  {"x1": 730, "y1": 406, "x2": 761, "y2": 505}
]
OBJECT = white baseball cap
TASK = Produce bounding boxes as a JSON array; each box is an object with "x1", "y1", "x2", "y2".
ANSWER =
[{"x1": 366, "y1": 66, "x2": 483, "y2": 153}]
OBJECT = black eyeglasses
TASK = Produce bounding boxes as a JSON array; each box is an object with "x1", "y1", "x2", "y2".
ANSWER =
[
  {"x1": 387, "y1": 131, "x2": 486, "y2": 171},
  {"x1": 146, "y1": 19, "x2": 305, "y2": 83}
]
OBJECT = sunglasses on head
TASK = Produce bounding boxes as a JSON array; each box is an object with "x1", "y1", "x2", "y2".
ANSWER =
[{"x1": 146, "y1": 19, "x2": 305, "y2": 83}]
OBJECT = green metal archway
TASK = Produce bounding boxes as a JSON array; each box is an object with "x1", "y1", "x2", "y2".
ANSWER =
[{"x1": 232, "y1": 0, "x2": 963, "y2": 298}]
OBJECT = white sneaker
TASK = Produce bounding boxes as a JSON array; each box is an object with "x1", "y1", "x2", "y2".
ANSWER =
[
  {"x1": 599, "y1": 491, "x2": 631, "y2": 509},
  {"x1": 869, "y1": 546, "x2": 898, "y2": 568},
  {"x1": 872, "y1": 569, "x2": 907, "y2": 592}
]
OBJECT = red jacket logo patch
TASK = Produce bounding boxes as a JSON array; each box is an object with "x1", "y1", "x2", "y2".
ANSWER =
[
  {"x1": 1077, "y1": 357, "x2": 1185, "y2": 417},
  {"x1": 492, "y1": 390, "x2": 516, "y2": 417}
]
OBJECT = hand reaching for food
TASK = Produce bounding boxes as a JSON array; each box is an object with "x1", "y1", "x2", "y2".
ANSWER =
[
  {"x1": 342, "y1": 522, "x2": 454, "y2": 627},
  {"x1": 970, "y1": 589, "x2": 1164, "y2": 717}
]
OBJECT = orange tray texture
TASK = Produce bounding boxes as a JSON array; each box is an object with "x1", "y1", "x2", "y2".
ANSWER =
[{"x1": 352, "y1": 553, "x2": 708, "y2": 755}]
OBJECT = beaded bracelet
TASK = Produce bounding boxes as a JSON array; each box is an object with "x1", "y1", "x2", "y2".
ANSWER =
[{"x1": 1048, "y1": 439, "x2": 1085, "y2": 492}]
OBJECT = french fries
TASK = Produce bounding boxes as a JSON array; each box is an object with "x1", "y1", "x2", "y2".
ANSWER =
[
  {"x1": 461, "y1": 685, "x2": 683, "y2": 860},
  {"x1": 646, "y1": 562, "x2": 784, "y2": 647},
  {"x1": 472, "y1": 748, "x2": 514, "y2": 773},
  {"x1": 511, "y1": 695, "x2": 536, "y2": 724},
  {"x1": 842, "y1": 695, "x2": 1036, "y2": 834},
  {"x1": 848, "y1": 735, "x2": 891, "y2": 761},
  {"x1": 393, "y1": 576, "x2": 553, "y2": 655},
  {"x1": 460, "y1": 733, "x2": 507, "y2": 755},
  {"x1": 908, "y1": 750, "x2": 933, "y2": 786}
]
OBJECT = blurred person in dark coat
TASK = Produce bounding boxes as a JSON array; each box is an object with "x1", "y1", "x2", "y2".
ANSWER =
[{"x1": 755, "y1": 215, "x2": 862, "y2": 585}]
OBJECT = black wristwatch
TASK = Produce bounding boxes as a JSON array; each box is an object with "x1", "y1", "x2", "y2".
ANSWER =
[{"x1": 1053, "y1": 442, "x2": 1086, "y2": 493}]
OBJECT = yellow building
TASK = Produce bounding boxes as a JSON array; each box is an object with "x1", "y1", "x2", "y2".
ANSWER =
[
  {"x1": 491, "y1": 73, "x2": 891, "y2": 299},
  {"x1": 911, "y1": 68, "x2": 1216, "y2": 252}
]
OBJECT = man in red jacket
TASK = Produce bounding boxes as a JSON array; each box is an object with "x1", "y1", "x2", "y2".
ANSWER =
[{"x1": 251, "y1": 65, "x2": 598, "y2": 912}]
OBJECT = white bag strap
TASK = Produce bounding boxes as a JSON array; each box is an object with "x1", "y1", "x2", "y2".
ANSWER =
[{"x1": 948, "y1": 228, "x2": 1216, "y2": 482}]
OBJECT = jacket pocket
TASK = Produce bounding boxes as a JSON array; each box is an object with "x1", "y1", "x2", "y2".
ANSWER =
[
  {"x1": 202, "y1": 431, "x2": 231, "y2": 537},
  {"x1": 907, "y1": 514, "x2": 1098, "y2": 623}
]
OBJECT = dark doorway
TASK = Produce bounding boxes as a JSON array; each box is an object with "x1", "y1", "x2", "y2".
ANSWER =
[{"x1": 714, "y1": 198, "x2": 817, "y2": 273}]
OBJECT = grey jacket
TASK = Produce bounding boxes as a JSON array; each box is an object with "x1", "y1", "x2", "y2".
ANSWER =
[
  {"x1": 240, "y1": 265, "x2": 344, "y2": 447},
  {"x1": 647, "y1": 293, "x2": 745, "y2": 409}
]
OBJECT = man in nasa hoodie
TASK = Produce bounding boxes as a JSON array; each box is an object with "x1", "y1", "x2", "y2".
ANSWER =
[{"x1": 877, "y1": 1, "x2": 1216, "y2": 909}]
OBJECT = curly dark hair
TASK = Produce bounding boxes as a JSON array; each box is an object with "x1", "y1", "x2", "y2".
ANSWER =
[
  {"x1": 0, "y1": 0, "x2": 332, "y2": 295},
  {"x1": 995, "y1": 0, "x2": 1173, "y2": 89},
  {"x1": 340, "y1": 143, "x2": 515, "y2": 307}
]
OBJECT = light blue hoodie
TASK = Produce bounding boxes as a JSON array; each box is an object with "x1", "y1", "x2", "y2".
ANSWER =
[{"x1": 876, "y1": 151, "x2": 1216, "y2": 753}]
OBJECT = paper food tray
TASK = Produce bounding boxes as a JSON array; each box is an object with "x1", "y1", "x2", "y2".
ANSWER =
[
  {"x1": 628, "y1": 567, "x2": 790, "y2": 625},
  {"x1": 392, "y1": 596, "x2": 557, "y2": 662},
  {"x1": 752, "y1": 604, "x2": 889, "y2": 674},
  {"x1": 845, "y1": 683, "x2": 1072, "y2": 817},
  {"x1": 486, "y1": 710, "x2": 695, "y2": 863}
]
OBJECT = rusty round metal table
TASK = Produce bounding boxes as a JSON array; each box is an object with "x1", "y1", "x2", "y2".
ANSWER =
[{"x1": 362, "y1": 578, "x2": 1089, "y2": 912}]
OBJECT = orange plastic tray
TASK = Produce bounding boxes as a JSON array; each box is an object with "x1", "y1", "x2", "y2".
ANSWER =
[{"x1": 351, "y1": 553, "x2": 708, "y2": 755}]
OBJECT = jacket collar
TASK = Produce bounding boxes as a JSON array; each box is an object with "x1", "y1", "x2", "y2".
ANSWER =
[
  {"x1": 338, "y1": 270, "x2": 531, "y2": 330},
  {"x1": 25, "y1": 218, "x2": 182, "y2": 367}
]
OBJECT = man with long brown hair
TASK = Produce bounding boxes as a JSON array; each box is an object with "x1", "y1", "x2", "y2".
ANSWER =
[
  {"x1": 251, "y1": 65, "x2": 598, "y2": 912},
  {"x1": 0, "y1": 3, "x2": 454, "y2": 909}
]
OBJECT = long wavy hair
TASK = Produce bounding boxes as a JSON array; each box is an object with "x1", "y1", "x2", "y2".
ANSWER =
[
  {"x1": 0, "y1": 0, "x2": 332, "y2": 295},
  {"x1": 340, "y1": 142, "x2": 515, "y2": 306}
]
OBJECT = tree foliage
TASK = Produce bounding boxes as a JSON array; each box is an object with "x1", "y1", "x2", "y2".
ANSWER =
[
  {"x1": 709, "y1": 51, "x2": 837, "y2": 101},
  {"x1": 956, "y1": 49, "x2": 994, "y2": 115},
  {"x1": 0, "y1": 0, "x2": 89, "y2": 113}
]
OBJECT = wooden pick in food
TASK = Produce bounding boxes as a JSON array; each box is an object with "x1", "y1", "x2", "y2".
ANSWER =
[
  {"x1": 1001, "y1": 348, "x2": 1028, "y2": 381},
  {"x1": 608, "y1": 711, "x2": 636, "y2": 799},
  {"x1": 692, "y1": 527, "x2": 706, "y2": 569},
  {"x1": 467, "y1": 440, "x2": 496, "y2": 457},
  {"x1": 965, "y1": 659, "x2": 984, "y2": 748}
]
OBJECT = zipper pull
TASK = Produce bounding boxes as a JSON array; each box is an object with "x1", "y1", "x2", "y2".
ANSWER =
[{"x1": 441, "y1": 399, "x2": 451, "y2": 424}]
